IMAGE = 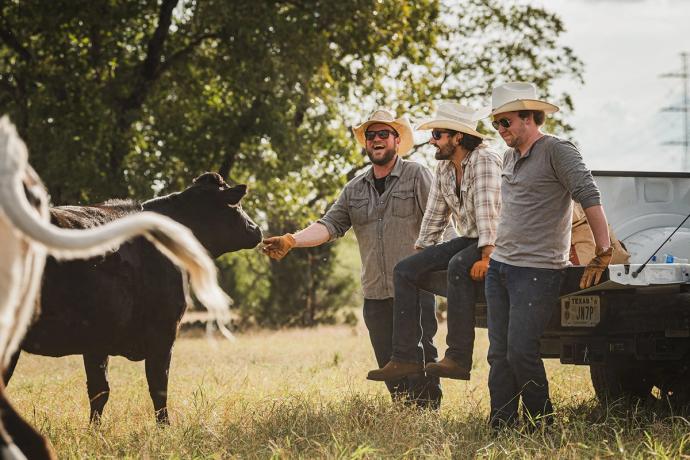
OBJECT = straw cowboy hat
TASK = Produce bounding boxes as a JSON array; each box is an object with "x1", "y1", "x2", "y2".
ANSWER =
[
  {"x1": 352, "y1": 109, "x2": 414, "y2": 157},
  {"x1": 490, "y1": 82, "x2": 559, "y2": 116},
  {"x1": 416, "y1": 102, "x2": 491, "y2": 139}
]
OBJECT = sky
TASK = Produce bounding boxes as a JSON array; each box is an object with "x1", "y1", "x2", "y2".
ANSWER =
[{"x1": 523, "y1": 0, "x2": 690, "y2": 172}]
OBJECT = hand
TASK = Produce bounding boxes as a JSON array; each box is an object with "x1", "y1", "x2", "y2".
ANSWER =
[
  {"x1": 262, "y1": 233, "x2": 296, "y2": 260},
  {"x1": 579, "y1": 246, "x2": 614, "y2": 289},
  {"x1": 470, "y1": 257, "x2": 490, "y2": 281}
]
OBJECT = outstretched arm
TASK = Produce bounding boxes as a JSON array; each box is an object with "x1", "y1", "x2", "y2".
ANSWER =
[
  {"x1": 293, "y1": 222, "x2": 331, "y2": 247},
  {"x1": 262, "y1": 222, "x2": 331, "y2": 260}
]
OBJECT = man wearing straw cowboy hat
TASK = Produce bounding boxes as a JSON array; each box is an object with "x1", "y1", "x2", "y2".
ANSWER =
[
  {"x1": 262, "y1": 109, "x2": 442, "y2": 407},
  {"x1": 486, "y1": 82, "x2": 613, "y2": 428},
  {"x1": 367, "y1": 102, "x2": 502, "y2": 383}
]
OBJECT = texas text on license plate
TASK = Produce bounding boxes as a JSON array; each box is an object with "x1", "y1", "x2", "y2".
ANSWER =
[{"x1": 561, "y1": 295, "x2": 600, "y2": 327}]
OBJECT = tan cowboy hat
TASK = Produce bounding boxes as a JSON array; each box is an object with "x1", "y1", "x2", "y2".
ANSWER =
[
  {"x1": 490, "y1": 82, "x2": 559, "y2": 116},
  {"x1": 416, "y1": 102, "x2": 491, "y2": 139},
  {"x1": 352, "y1": 109, "x2": 414, "y2": 157}
]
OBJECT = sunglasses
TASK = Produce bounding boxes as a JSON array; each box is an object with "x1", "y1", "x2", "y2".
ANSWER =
[
  {"x1": 431, "y1": 129, "x2": 455, "y2": 140},
  {"x1": 364, "y1": 129, "x2": 398, "y2": 141},
  {"x1": 491, "y1": 118, "x2": 512, "y2": 130}
]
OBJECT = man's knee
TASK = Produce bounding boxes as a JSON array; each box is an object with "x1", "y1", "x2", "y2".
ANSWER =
[
  {"x1": 394, "y1": 259, "x2": 421, "y2": 285},
  {"x1": 447, "y1": 253, "x2": 474, "y2": 279}
]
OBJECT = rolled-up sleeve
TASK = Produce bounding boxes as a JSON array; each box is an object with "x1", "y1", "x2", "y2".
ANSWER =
[
  {"x1": 550, "y1": 140, "x2": 601, "y2": 209},
  {"x1": 416, "y1": 164, "x2": 450, "y2": 248},
  {"x1": 474, "y1": 153, "x2": 502, "y2": 248},
  {"x1": 415, "y1": 165, "x2": 433, "y2": 214},
  {"x1": 317, "y1": 190, "x2": 351, "y2": 241}
]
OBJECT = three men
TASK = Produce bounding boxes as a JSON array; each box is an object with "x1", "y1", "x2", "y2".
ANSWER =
[
  {"x1": 265, "y1": 83, "x2": 614, "y2": 426},
  {"x1": 262, "y1": 110, "x2": 442, "y2": 407},
  {"x1": 485, "y1": 82, "x2": 613, "y2": 428},
  {"x1": 367, "y1": 103, "x2": 502, "y2": 383}
]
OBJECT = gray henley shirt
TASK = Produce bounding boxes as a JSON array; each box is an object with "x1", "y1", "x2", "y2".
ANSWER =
[{"x1": 491, "y1": 135, "x2": 601, "y2": 269}]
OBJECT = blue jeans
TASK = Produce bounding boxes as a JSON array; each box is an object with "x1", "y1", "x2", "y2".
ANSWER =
[
  {"x1": 363, "y1": 297, "x2": 441, "y2": 407},
  {"x1": 485, "y1": 259, "x2": 564, "y2": 426},
  {"x1": 391, "y1": 237, "x2": 480, "y2": 369}
]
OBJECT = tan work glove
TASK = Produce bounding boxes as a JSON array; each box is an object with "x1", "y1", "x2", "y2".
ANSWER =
[
  {"x1": 579, "y1": 246, "x2": 614, "y2": 289},
  {"x1": 470, "y1": 256, "x2": 490, "y2": 281},
  {"x1": 262, "y1": 233, "x2": 296, "y2": 260}
]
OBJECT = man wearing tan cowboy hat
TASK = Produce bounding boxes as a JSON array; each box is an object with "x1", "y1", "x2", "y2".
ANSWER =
[
  {"x1": 367, "y1": 102, "x2": 502, "y2": 383},
  {"x1": 485, "y1": 82, "x2": 613, "y2": 429},
  {"x1": 262, "y1": 109, "x2": 442, "y2": 408}
]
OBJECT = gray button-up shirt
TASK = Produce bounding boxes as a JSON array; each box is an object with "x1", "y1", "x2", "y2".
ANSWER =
[
  {"x1": 491, "y1": 135, "x2": 601, "y2": 269},
  {"x1": 318, "y1": 157, "x2": 432, "y2": 299}
]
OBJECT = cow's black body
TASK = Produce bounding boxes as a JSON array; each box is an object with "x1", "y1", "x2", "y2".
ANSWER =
[{"x1": 6, "y1": 172, "x2": 262, "y2": 423}]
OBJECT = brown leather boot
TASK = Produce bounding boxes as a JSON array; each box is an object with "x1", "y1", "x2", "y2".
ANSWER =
[
  {"x1": 424, "y1": 357, "x2": 470, "y2": 380},
  {"x1": 366, "y1": 360, "x2": 424, "y2": 381}
]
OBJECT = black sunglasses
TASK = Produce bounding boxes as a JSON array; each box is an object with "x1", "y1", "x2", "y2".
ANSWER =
[
  {"x1": 364, "y1": 129, "x2": 398, "y2": 141},
  {"x1": 431, "y1": 129, "x2": 455, "y2": 140},
  {"x1": 491, "y1": 118, "x2": 511, "y2": 130}
]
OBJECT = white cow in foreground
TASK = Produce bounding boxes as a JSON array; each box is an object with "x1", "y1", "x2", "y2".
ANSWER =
[{"x1": 0, "y1": 116, "x2": 231, "y2": 460}]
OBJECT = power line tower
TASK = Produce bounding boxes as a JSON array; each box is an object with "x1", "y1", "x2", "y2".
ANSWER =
[{"x1": 661, "y1": 52, "x2": 689, "y2": 171}]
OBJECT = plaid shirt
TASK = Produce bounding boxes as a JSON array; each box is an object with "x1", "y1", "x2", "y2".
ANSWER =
[{"x1": 416, "y1": 145, "x2": 502, "y2": 249}]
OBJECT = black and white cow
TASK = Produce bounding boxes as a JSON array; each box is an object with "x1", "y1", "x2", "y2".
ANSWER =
[
  {"x1": 0, "y1": 117, "x2": 248, "y2": 459},
  {"x1": 6, "y1": 172, "x2": 262, "y2": 426}
]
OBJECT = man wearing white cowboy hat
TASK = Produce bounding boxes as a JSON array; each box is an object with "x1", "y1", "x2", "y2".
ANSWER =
[
  {"x1": 485, "y1": 82, "x2": 613, "y2": 428},
  {"x1": 262, "y1": 109, "x2": 442, "y2": 407},
  {"x1": 367, "y1": 102, "x2": 502, "y2": 383}
]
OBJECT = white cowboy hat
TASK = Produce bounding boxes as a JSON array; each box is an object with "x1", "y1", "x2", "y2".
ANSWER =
[
  {"x1": 416, "y1": 102, "x2": 491, "y2": 139},
  {"x1": 490, "y1": 82, "x2": 559, "y2": 116},
  {"x1": 352, "y1": 109, "x2": 414, "y2": 157}
]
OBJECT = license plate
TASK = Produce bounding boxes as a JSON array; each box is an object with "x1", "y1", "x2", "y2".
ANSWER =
[{"x1": 561, "y1": 295, "x2": 600, "y2": 327}]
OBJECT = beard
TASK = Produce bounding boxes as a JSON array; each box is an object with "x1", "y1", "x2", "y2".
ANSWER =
[
  {"x1": 366, "y1": 146, "x2": 397, "y2": 165},
  {"x1": 501, "y1": 133, "x2": 518, "y2": 148},
  {"x1": 434, "y1": 142, "x2": 455, "y2": 160}
]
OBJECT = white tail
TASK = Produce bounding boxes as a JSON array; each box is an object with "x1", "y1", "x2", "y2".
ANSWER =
[{"x1": 0, "y1": 116, "x2": 233, "y2": 368}]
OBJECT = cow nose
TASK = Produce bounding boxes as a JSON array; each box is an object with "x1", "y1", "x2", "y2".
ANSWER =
[{"x1": 247, "y1": 220, "x2": 262, "y2": 246}]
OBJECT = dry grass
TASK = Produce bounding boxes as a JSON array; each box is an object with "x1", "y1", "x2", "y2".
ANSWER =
[{"x1": 7, "y1": 321, "x2": 690, "y2": 458}]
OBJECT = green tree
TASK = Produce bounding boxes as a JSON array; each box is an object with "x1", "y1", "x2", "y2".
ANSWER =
[{"x1": 0, "y1": 0, "x2": 583, "y2": 327}]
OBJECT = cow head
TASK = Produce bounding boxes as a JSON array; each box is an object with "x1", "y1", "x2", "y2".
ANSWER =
[{"x1": 143, "y1": 172, "x2": 262, "y2": 258}]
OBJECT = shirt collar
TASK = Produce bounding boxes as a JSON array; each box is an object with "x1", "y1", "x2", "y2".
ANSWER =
[
  {"x1": 365, "y1": 155, "x2": 402, "y2": 183},
  {"x1": 461, "y1": 146, "x2": 480, "y2": 168},
  {"x1": 513, "y1": 135, "x2": 547, "y2": 160}
]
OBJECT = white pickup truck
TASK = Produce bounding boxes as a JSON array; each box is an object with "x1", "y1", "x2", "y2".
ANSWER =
[
  {"x1": 546, "y1": 171, "x2": 690, "y2": 405},
  {"x1": 426, "y1": 171, "x2": 690, "y2": 405}
]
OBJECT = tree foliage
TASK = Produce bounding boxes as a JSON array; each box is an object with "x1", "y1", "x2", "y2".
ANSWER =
[{"x1": 0, "y1": 0, "x2": 583, "y2": 327}]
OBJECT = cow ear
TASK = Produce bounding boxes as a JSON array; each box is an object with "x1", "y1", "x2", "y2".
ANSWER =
[{"x1": 222, "y1": 184, "x2": 247, "y2": 205}]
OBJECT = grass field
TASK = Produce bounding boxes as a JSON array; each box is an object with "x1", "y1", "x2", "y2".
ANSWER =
[{"x1": 7, "y1": 321, "x2": 690, "y2": 458}]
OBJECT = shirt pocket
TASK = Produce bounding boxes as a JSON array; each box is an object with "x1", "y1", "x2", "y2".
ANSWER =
[
  {"x1": 392, "y1": 190, "x2": 416, "y2": 218},
  {"x1": 349, "y1": 198, "x2": 370, "y2": 225}
]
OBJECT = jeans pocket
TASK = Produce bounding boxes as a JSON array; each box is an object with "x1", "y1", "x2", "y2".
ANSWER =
[{"x1": 533, "y1": 269, "x2": 564, "y2": 320}]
